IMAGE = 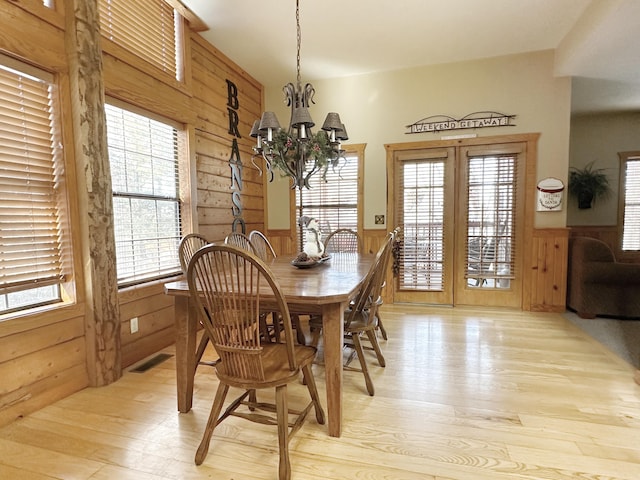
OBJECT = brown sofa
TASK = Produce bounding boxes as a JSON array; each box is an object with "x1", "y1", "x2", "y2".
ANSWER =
[{"x1": 567, "y1": 237, "x2": 640, "y2": 319}]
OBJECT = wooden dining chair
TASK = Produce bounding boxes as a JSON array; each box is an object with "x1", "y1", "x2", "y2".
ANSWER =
[
  {"x1": 186, "y1": 244, "x2": 325, "y2": 479},
  {"x1": 178, "y1": 233, "x2": 218, "y2": 369},
  {"x1": 313, "y1": 228, "x2": 392, "y2": 343},
  {"x1": 323, "y1": 228, "x2": 362, "y2": 254},
  {"x1": 309, "y1": 231, "x2": 394, "y2": 395},
  {"x1": 368, "y1": 227, "x2": 402, "y2": 341},
  {"x1": 342, "y1": 231, "x2": 395, "y2": 395},
  {"x1": 224, "y1": 232, "x2": 257, "y2": 254},
  {"x1": 178, "y1": 233, "x2": 209, "y2": 273},
  {"x1": 249, "y1": 229, "x2": 277, "y2": 262},
  {"x1": 248, "y1": 229, "x2": 307, "y2": 345}
]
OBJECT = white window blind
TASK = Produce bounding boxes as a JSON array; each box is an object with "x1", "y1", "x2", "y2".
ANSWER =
[
  {"x1": 621, "y1": 156, "x2": 640, "y2": 251},
  {"x1": 106, "y1": 103, "x2": 181, "y2": 286},
  {"x1": 98, "y1": 0, "x2": 180, "y2": 79},
  {"x1": 0, "y1": 59, "x2": 64, "y2": 310},
  {"x1": 465, "y1": 154, "x2": 517, "y2": 288},
  {"x1": 395, "y1": 158, "x2": 446, "y2": 291},
  {"x1": 295, "y1": 153, "x2": 359, "y2": 248}
]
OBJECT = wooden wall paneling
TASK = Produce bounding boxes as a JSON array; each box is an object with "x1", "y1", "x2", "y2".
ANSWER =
[
  {"x1": 528, "y1": 228, "x2": 569, "y2": 312},
  {"x1": 363, "y1": 229, "x2": 388, "y2": 255},
  {"x1": 0, "y1": 0, "x2": 267, "y2": 427},
  {"x1": 0, "y1": 337, "x2": 86, "y2": 401},
  {"x1": 190, "y1": 59, "x2": 261, "y2": 124},
  {"x1": 265, "y1": 230, "x2": 297, "y2": 257},
  {"x1": 121, "y1": 315, "x2": 176, "y2": 368},
  {"x1": 101, "y1": 40, "x2": 188, "y2": 96},
  {"x1": 102, "y1": 54, "x2": 194, "y2": 124},
  {"x1": 118, "y1": 283, "x2": 177, "y2": 367},
  {"x1": 0, "y1": 303, "x2": 85, "y2": 338},
  {"x1": 0, "y1": 1, "x2": 66, "y2": 71},
  {"x1": 190, "y1": 34, "x2": 262, "y2": 102},
  {"x1": 0, "y1": 309, "x2": 87, "y2": 427},
  {"x1": 0, "y1": 318, "x2": 85, "y2": 365},
  {"x1": 0, "y1": 364, "x2": 88, "y2": 427},
  {"x1": 191, "y1": 36, "x2": 264, "y2": 239}
]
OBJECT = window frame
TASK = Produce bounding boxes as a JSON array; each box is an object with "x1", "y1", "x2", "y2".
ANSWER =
[
  {"x1": 293, "y1": 143, "x2": 365, "y2": 251},
  {"x1": 0, "y1": 54, "x2": 71, "y2": 316},
  {"x1": 617, "y1": 151, "x2": 640, "y2": 261},
  {"x1": 105, "y1": 98, "x2": 183, "y2": 288}
]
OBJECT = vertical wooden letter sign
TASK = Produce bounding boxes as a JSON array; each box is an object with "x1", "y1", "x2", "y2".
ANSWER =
[{"x1": 226, "y1": 79, "x2": 245, "y2": 233}]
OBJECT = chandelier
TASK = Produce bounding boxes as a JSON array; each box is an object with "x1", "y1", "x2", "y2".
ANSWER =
[{"x1": 250, "y1": 0, "x2": 348, "y2": 190}]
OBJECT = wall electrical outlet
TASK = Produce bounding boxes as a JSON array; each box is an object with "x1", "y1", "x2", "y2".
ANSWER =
[{"x1": 130, "y1": 317, "x2": 139, "y2": 334}]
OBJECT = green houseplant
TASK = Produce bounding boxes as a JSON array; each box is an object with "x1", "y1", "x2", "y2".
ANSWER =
[{"x1": 568, "y1": 161, "x2": 612, "y2": 209}]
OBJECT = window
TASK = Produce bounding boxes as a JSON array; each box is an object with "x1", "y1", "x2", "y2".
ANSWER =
[
  {"x1": 396, "y1": 158, "x2": 446, "y2": 291},
  {"x1": 98, "y1": 0, "x2": 183, "y2": 80},
  {"x1": 295, "y1": 146, "x2": 362, "y2": 248},
  {"x1": 464, "y1": 153, "x2": 517, "y2": 289},
  {"x1": 0, "y1": 56, "x2": 66, "y2": 314},
  {"x1": 618, "y1": 152, "x2": 640, "y2": 251},
  {"x1": 105, "y1": 102, "x2": 182, "y2": 287}
]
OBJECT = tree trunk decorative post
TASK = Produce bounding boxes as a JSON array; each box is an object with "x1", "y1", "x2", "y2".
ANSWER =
[{"x1": 65, "y1": 0, "x2": 122, "y2": 386}]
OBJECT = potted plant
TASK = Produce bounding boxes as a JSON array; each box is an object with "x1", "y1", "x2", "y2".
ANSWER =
[{"x1": 568, "y1": 161, "x2": 612, "y2": 209}]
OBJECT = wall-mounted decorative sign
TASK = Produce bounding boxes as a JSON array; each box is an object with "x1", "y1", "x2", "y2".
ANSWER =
[
  {"x1": 226, "y1": 79, "x2": 246, "y2": 233},
  {"x1": 536, "y1": 177, "x2": 564, "y2": 211},
  {"x1": 406, "y1": 111, "x2": 516, "y2": 134}
]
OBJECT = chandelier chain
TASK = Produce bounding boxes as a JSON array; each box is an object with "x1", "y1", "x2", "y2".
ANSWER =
[{"x1": 296, "y1": 0, "x2": 301, "y2": 90}]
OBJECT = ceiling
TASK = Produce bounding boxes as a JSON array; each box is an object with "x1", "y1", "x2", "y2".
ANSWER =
[{"x1": 181, "y1": 0, "x2": 640, "y2": 115}]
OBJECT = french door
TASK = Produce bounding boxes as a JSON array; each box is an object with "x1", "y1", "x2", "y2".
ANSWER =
[{"x1": 391, "y1": 140, "x2": 525, "y2": 308}]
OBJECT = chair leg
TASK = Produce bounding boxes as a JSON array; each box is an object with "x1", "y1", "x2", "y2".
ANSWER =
[
  {"x1": 301, "y1": 364, "x2": 325, "y2": 424},
  {"x1": 195, "y1": 383, "x2": 229, "y2": 465},
  {"x1": 259, "y1": 314, "x2": 272, "y2": 342},
  {"x1": 309, "y1": 326, "x2": 322, "y2": 349},
  {"x1": 308, "y1": 315, "x2": 322, "y2": 349},
  {"x1": 365, "y1": 329, "x2": 386, "y2": 367},
  {"x1": 275, "y1": 385, "x2": 291, "y2": 480},
  {"x1": 291, "y1": 314, "x2": 307, "y2": 345},
  {"x1": 273, "y1": 313, "x2": 282, "y2": 342},
  {"x1": 351, "y1": 333, "x2": 374, "y2": 396},
  {"x1": 376, "y1": 314, "x2": 388, "y2": 341},
  {"x1": 195, "y1": 329, "x2": 220, "y2": 367}
]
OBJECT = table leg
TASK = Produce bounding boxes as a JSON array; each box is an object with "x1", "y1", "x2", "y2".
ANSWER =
[
  {"x1": 321, "y1": 301, "x2": 345, "y2": 437},
  {"x1": 174, "y1": 295, "x2": 196, "y2": 413}
]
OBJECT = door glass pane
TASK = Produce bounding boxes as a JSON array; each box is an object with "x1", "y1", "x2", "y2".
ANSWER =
[
  {"x1": 466, "y1": 155, "x2": 517, "y2": 289},
  {"x1": 398, "y1": 160, "x2": 445, "y2": 291}
]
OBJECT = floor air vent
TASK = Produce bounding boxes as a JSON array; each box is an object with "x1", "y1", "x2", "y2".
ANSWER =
[{"x1": 130, "y1": 353, "x2": 173, "y2": 373}]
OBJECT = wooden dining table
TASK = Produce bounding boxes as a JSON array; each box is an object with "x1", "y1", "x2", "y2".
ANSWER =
[{"x1": 164, "y1": 251, "x2": 374, "y2": 437}]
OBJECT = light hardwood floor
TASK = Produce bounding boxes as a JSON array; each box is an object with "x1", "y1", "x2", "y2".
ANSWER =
[{"x1": 1, "y1": 304, "x2": 639, "y2": 479}]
